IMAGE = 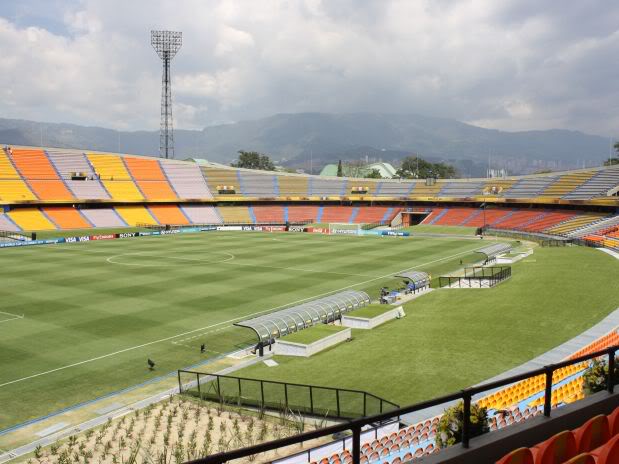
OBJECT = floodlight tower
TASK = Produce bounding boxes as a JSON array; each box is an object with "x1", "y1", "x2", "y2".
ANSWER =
[{"x1": 151, "y1": 30, "x2": 182, "y2": 159}]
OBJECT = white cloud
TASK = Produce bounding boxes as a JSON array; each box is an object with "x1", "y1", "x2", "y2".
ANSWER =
[{"x1": 0, "y1": 0, "x2": 618, "y2": 135}]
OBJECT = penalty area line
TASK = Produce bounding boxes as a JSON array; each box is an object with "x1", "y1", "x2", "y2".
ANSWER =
[{"x1": 0, "y1": 244, "x2": 483, "y2": 389}]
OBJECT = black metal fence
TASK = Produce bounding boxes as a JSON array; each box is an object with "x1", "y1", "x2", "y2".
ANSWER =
[
  {"x1": 439, "y1": 266, "x2": 511, "y2": 288},
  {"x1": 178, "y1": 371, "x2": 399, "y2": 420},
  {"x1": 185, "y1": 345, "x2": 618, "y2": 464}
]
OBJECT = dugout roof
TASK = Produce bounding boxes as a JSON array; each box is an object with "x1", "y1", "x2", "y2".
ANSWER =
[
  {"x1": 476, "y1": 243, "x2": 512, "y2": 258},
  {"x1": 394, "y1": 271, "x2": 430, "y2": 288},
  {"x1": 235, "y1": 290, "x2": 370, "y2": 343}
]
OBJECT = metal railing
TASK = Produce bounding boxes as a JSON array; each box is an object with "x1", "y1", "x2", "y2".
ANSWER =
[
  {"x1": 185, "y1": 345, "x2": 618, "y2": 464},
  {"x1": 136, "y1": 220, "x2": 314, "y2": 230},
  {"x1": 439, "y1": 266, "x2": 511, "y2": 288},
  {"x1": 0, "y1": 229, "x2": 30, "y2": 241},
  {"x1": 178, "y1": 371, "x2": 399, "y2": 420}
]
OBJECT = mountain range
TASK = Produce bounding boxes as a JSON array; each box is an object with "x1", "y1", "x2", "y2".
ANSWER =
[{"x1": 0, "y1": 113, "x2": 611, "y2": 176}]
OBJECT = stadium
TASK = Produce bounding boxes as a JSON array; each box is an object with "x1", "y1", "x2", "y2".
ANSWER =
[{"x1": 0, "y1": 143, "x2": 618, "y2": 464}]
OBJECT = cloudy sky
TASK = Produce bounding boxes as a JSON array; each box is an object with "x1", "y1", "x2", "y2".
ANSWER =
[{"x1": 0, "y1": 0, "x2": 618, "y2": 135}]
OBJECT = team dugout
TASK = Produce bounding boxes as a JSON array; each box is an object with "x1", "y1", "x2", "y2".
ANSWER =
[{"x1": 235, "y1": 290, "x2": 370, "y2": 345}]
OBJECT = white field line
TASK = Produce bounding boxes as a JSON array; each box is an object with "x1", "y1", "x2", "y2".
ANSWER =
[
  {"x1": 0, "y1": 244, "x2": 483, "y2": 389},
  {"x1": 0, "y1": 311, "x2": 24, "y2": 324},
  {"x1": 105, "y1": 251, "x2": 377, "y2": 277}
]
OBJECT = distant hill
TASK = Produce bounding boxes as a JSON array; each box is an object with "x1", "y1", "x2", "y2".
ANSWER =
[{"x1": 0, "y1": 113, "x2": 610, "y2": 175}]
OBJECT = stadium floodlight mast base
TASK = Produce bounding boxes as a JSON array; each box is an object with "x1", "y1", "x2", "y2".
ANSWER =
[{"x1": 151, "y1": 30, "x2": 182, "y2": 159}]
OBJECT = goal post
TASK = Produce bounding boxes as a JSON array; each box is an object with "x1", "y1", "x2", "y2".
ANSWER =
[{"x1": 328, "y1": 223, "x2": 362, "y2": 236}]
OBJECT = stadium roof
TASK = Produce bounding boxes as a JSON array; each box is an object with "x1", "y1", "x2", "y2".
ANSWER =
[
  {"x1": 476, "y1": 243, "x2": 512, "y2": 258},
  {"x1": 235, "y1": 290, "x2": 370, "y2": 343}
]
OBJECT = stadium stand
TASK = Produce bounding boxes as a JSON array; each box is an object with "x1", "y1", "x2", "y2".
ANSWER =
[
  {"x1": 496, "y1": 407, "x2": 619, "y2": 464},
  {"x1": 7, "y1": 208, "x2": 56, "y2": 230},
  {"x1": 310, "y1": 178, "x2": 347, "y2": 196},
  {"x1": 348, "y1": 179, "x2": 377, "y2": 195},
  {"x1": 160, "y1": 161, "x2": 213, "y2": 199},
  {"x1": 46, "y1": 149, "x2": 110, "y2": 200},
  {"x1": 201, "y1": 166, "x2": 239, "y2": 195},
  {"x1": 374, "y1": 180, "x2": 413, "y2": 197},
  {"x1": 502, "y1": 176, "x2": 558, "y2": 198},
  {"x1": 0, "y1": 213, "x2": 21, "y2": 231},
  {"x1": 8, "y1": 148, "x2": 74, "y2": 200},
  {"x1": 147, "y1": 205, "x2": 190, "y2": 225},
  {"x1": 410, "y1": 181, "x2": 442, "y2": 197},
  {"x1": 80, "y1": 208, "x2": 127, "y2": 228},
  {"x1": 239, "y1": 171, "x2": 277, "y2": 197},
  {"x1": 252, "y1": 205, "x2": 286, "y2": 223},
  {"x1": 519, "y1": 211, "x2": 578, "y2": 232},
  {"x1": 0, "y1": 180, "x2": 37, "y2": 202},
  {"x1": 567, "y1": 216, "x2": 619, "y2": 238},
  {"x1": 321, "y1": 206, "x2": 355, "y2": 223},
  {"x1": 114, "y1": 206, "x2": 158, "y2": 226},
  {"x1": 42, "y1": 207, "x2": 92, "y2": 229},
  {"x1": 87, "y1": 153, "x2": 144, "y2": 200},
  {"x1": 546, "y1": 213, "x2": 610, "y2": 236},
  {"x1": 179, "y1": 205, "x2": 222, "y2": 224},
  {"x1": 432, "y1": 208, "x2": 479, "y2": 226},
  {"x1": 563, "y1": 165, "x2": 619, "y2": 199},
  {"x1": 216, "y1": 206, "x2": 252, "y2": 223},
  {"x1": 277, "y1": 175, "x2": 309, "y2": 197},
  {"x1": 354, "y1": 206, "x2": 398, "y2": 224},
  {"x1": 540, "y1": 170, "x2": 597, "y2": 198},
  {"x1": 124, "y1": 157, "x2": 178, "y2": 200},
  {"x1": 287, "y1": 205, "x2": 320, "y2": 223},
  {"x1": 439, "y1": 181, "x2": 485, "y2": 197}
]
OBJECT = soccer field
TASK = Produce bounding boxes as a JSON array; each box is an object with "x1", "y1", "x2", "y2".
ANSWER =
[{"x1": 0, "y1": 231, "x2": 485, "y2": 429}]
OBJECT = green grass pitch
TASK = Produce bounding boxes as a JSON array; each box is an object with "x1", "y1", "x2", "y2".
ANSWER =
[{"x1": 0, "y1": 231, "x2": 488, "y2": 429}]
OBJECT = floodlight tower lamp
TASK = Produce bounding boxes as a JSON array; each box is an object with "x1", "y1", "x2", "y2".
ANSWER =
[{"x1": 151, "y1": 30, "x2": 182, "y2": 159}]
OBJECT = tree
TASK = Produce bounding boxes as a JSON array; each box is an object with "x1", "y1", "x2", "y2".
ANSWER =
[
  {"x1": 336, "y1": 160, "x2": 343, "y2": 177},
  {"x1": 364, "y1": 169, "x2": 382, "y2": 179},
  {"x1": 395, "y1": 156, "x2": 457, "y2": 179},
  {"x1": 230, "y1": 151, "x2": 275, "y2": 171}
]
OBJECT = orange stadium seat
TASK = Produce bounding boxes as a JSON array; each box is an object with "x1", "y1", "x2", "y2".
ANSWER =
[
  {"x1": 9, "y1": 148, "x2": 59, "y2": 179},
  {"x1": 531, "y1": 430, "x2": 577, "y2": 464},
  {"x1": 147, "y1": 205, "x2": 189, "y2": 225},
  {"x1": 574, "y1": 415, "x2": 611, "y2": 454},
  {"x1": 42, "y1": 207, "x2": 91, "y2": 229},
  {"x1": 27, "y1": 180, "x2": 74, "y2": 201},
  {"x1": 496, "y1": 448, "x2": 533, "y2": 464}
]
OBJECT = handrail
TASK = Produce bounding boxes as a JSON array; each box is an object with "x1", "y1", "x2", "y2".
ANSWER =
[{"x1": 185, "y1": 345, "x2": 618, "y2": 464}]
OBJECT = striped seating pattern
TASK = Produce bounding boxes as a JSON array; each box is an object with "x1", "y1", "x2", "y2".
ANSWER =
[
  {"x1": 0, "y1": 213, "x2": 21, "y2": 231},
  {"x1": 239, "y1": 171, "x2": 277, "y2": 197},
  {"x1": 216, "y1": 206, "x2": 252, "y2": 223},
  {"x1": 161, "y1": 162, "x2": 212, "y2": 199},
  {"x1": 179, "y1": 205, "x2": 221, "y2": 224},
  {"x1": 124, "y1": 157, "x2": 178, "y2": 201},
  {"x1": 80, "y1": 209, "x2": 127, "y2": 228},
  {"x1": 42, "y1": 207, "x2": 91, "y2": 229},
  {"x1": 321, "y1": 206, "x2": 355, "y2": 223},
  {"x1": 0, "y1": 180, "x2": 37, "y2": 202},
  {"x1": 147, "y1": 205, "x2": 190, "y2": 225},
  {"x1": 287, "y1": 206, "x2": 319, "y2": 223},
  {"x1": 253, "y1": 205, "x2": 286, "y2": 223},
  {"x1": 114, "y1": 206, "x2": 158, "y2": 226},
  {"x1": 277, "y1": 175, "x2": 309, "y2": 196},
  {"x1": 8, "y1": 208, "x2": 56, "y2": 230},
  {"x1": 88, "y1": 154, "x2": 144, "y2": 200},
  {"x1": 46, "y1": 149, "x2": 110, "y2": 200}
]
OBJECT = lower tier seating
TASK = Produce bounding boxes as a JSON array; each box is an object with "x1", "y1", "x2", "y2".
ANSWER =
[
  {"x1": 147, "y1": 205, "x2": 190, "y2": 225},
  {"x1": 114, "y1": 206, "x2": 158, "y2": 226},
  {"x1": 42, "y1": 207, "x2": 92, "y2": 229},
  {"x1": 7, "y1": 208, "x2": 56, "y2": 230},
  {"x1": 216, "y1": 206, "x2": 252, "y2": 223},
  {"x1": 253, "y1": 205, "x2": 286, "y2": 223},
  {"x1": 80, "y1": 209, "x2": 127, "y2": 228},
  {"x1": 179, "y1": 205, "x2": 222, "y2": 224}
]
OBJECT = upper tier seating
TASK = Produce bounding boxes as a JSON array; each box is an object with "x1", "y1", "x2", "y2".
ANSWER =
[
  {"x1": 0, "y1": 180, "x2": 37, "y2": 202},
  {"x1": 160, "y1": 161, "x2": 213, "y2": 199},
  {"x1": 564, "y1": 165, "x2": 619, "y2": 199},
  {"x1": 277, "y1": 175, "x2": 309, "y2": 196},
  {"x1": 80, "y1": 208, "x2": 127, "y2": 227},
  {"x1": 124, "y1": 157, "x2": 177, "y2": 201},
  {"x1": 239, "y1": 171, "x2": 277, "y2": 197},
  {"x1": 310, "y1": 178, "x2": 347, "y2": 196},
  {"x1": 147, "y1": 205, "x2": 190, "y2": 225},
  {"x1": 115, "y1": 206, "x2": 158, "y2": 226},
  {"x1": 410, "y1": 182, "x2": 442, "y2": 196},
  {"x1": 540, "y1": 171, "x2": 597, "y2": 198},
  {"x1": 179, "y1": 205, "x2": 222, "y2": 224},
  {"x1": 0, "y1": 149, "x2": 20, "y2": 179},
  {"x1": 7, "y1": 208, "x2": 56, "y2": 230},
  {"x1": 216, "y1": 206, "x2": 252, "y2": 223},
  {"x1": 201, "y1": 166, "x2": 239, "y2": 194},
  {"x1": 439, "y1": 182, "x2": 485, "y2": 197},
  {"x1": 253, "y1": 205, "x2": 285, "y2": 223},
  {"x1": 503, "y1": 177, "x2": 558, "y2": 198},
  {"x1": 0, "y1": 213, "x2": 21, "y2": 231},
  {"x1": 8, "y1": 148, "x2": 74, "y2": 200},
  {"x1": 42, "y1": 207, "x2": 91, "y2": 229},
  {"x1": 88, "y1": 154, "x2": 144, "y2": 200},
  {"x1": 374, "y1": 181, "x2": 413, "y2": 197},
  {"x1": 46, "y1": 149, "x2": 110, "y2": 200},
  {"x1": 348, "y1": 179, "x2": 377, "y2": 195}
]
